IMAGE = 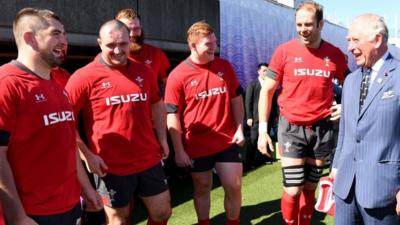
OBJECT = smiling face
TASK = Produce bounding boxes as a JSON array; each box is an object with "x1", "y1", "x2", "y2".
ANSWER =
[
  {"x1": 190, "y1": 33, "x2": 217, "y2": 64},
  {"x1": 35, "y1": 18, "x2": 67, "y2": 67},
  {"x1": 295, "y1": 8, "x2": 323, "y2": 48},
  {"x1": 347, "y1": 19, "x2": 383, "y2": 68},
  {"x1": 98, "y1": 23, "x2": 130, "y2": 67}
]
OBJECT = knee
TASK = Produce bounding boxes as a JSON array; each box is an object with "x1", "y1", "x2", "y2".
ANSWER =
[
  {"x1": 283, "y1": 186, "x2": 303, "y2": 197},
  {"x1": 194, "y1": 182, "x2": 212, "y2": 196},
  {"x1": 151, "y1": 206, "x2": 172, "y2": 221},
  {"x1": 224, "y1": 180, "x2": 242, "y2": 196}
]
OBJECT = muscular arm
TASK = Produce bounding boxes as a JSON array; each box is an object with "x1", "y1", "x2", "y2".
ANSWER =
[
  {"x1": 257, "y1": 76, "x2": 278, "y2": 156},
  {"x1": 0, "y1": 147, "x2": 37, "y2": 224},
  {"x1": 75, "y1": 149, "x2": 102, "y2": 211},
  {"x1": 231, "y1": 95, "x2": 245, "y2": 146},
  {"x1": 76, "y1": 131, "x2": 108, "y2": 177},
  {"x1": 167, "y1": 113, "x2": 191, "y2": 167},
  {"x1": 151, "y1": 100, "x2": 170, "y2": 159}
]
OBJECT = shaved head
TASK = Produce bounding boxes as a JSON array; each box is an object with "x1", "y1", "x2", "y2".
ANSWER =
[
  {"x1": 99, "y1": 20, "x2": 129, "y2": 40},
  {"x1": 13, "y1": 8, "x2": 49, "y2": 48}
]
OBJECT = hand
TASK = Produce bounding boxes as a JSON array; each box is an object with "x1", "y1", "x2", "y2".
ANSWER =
[
  {"x1": 246, "y1": 119, "x2": 253, "y2": 127},
  {"x1": 396, "y1": 191, "x2": 400, "y2": 216},
  {"x1": 175, "y1": 150, "x2": 192, "y2": 167},
  {"x1": 231, "y1": 128, "x2": 245, "y2": 147},
  {"x1": 257, "y1": 132, "x2": 274, "y2": 157},
  {"x1": 328, "y1": 168, "x2": 337, "y2": 180},
  {"x1": 82, "y1": 188, "x2": 103, "y2": 212},
  {"x1": 330, "y1": 104, "x2": 341, "y2": 121},
  {"x1": 159, "y1": 140, "x2": 170, "y2": 160},
  {"x1": 84, "y1": 153, "x2": 108, "y2": 177}
]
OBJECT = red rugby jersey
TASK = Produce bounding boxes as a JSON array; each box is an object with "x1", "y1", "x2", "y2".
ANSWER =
[
  {"x1": 165, "y1": 57, "x2": 243, "y2": 158},
  {"x1": 51, "y1": 67, "x2": 70, "y2": 88},
  {"x1": 129, "y1": 43, "x2": 170, "y2": 80},
  {"x1": 0, "y1": 61, "x2": 81, "y2": 215},
  {"x1": 268, "y1": 39, "x2": 348, "y2": 125},
  {"x1": 66, "y1": 56, "x2": 162, "y2": 175}
]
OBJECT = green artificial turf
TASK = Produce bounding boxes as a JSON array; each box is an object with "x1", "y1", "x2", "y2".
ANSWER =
[{"x1": 132, "y1": 162, "x2": 334, "y2": 225}]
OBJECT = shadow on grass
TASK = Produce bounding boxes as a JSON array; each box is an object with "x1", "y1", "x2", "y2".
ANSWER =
[{"x1": 210, "y1": 199, "x2": 329, "y2": 225}]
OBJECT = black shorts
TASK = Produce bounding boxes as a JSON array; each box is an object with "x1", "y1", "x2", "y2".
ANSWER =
[
  {"x1": 30, "y1": 202, "x2": 81, "y2": 225},
  {"x1": 277, "y1": 116, "x2": 334, "y2": 160},
  {"x1": 191, "y1": 145, "x2": 242, "y2": 172},
  {"x1": 95, "y1": 162, "x2": 169, "y2": 208}
]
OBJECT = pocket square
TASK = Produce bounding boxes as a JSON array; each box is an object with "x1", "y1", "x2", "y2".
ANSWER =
[{"x1": 381, "y1": 90, "x2": 396, "y2": 99}]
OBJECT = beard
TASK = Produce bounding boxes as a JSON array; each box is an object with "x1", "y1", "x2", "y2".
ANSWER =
[
  {"x1": 129, "y1": 31, "x2": 145, "y2": 54},
  {"x1": 41, "y1": 51, "x2": 65, "y2": 68}
]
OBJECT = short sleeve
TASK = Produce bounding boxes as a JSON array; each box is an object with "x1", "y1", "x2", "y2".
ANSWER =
[
  {"x1": 224, "y1": 61, "x2": 244, "y2": 98},
  {"x1": 0, "y1": 76, "x2": 18, "y2": 132},
  {"x1": 164, "y1": 74, "x2": 183, "y2": 113},
  {"x1": 267, "y1": 45, "x2": 285, "y2": 83},
  {"x1": 65, "y1": 71, "x2": 90, "y2": 115}
]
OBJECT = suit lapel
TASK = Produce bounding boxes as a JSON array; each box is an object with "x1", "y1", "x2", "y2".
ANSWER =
[{"x1": 358, "y1": 54, "x2": 396, "y2": 119}]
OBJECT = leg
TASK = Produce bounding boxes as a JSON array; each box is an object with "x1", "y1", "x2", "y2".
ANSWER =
[
  {"x1": 94, "y1": 174, "x2": 136, "y2": 225},
  {"x1": 298, "y1": 159, "x2": 324, "y2": 225},
  {"x1": 141, "y1": 190, "x2": 172, "y2": 225},
  {"x1": 191, "y1": 171, "x2": 213, "y2": 221},
  {"x1": 137, "y1": 163, "x2": 171, "y2": 225},
  {"x1": 281, "y1": 157, "x2": 306, "y2": 225},
  {"x1": 334, "y1": 184, "x2": 362, "y2": 225},
  {"x1": 103, "y1": 205, "x2": 131, "y2": 225},
  {"x1": 215, "y1": 162, "x2": 242, "y2": 223}
]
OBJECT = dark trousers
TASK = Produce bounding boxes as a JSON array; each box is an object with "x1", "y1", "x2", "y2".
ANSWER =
[{"x1": 334, "y1": 181, "x2": 399, "y2": 225}]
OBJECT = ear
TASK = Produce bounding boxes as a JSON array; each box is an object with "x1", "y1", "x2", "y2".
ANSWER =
[
  {"x1": 23, "y1": 32, "x2": 38, "y2": 50},
  {"x1": 374, "y1": 34, "x2": 383, "y2": 48},
  {"x1": 97, "y1": 38, "x2": 102, "y2": 47},
  {"x1": 318, "y1": 19, "x2": 324, "y2": 30}
]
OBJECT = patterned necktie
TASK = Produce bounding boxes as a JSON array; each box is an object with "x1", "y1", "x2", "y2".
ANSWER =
[{"x1": 359, "y1": 68, "x2": 372, "y2": 112}]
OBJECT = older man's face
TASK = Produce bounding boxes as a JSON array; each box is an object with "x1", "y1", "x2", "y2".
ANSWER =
[{"x1": 347, "y1": 21, "x2": 379, "y2": 68}]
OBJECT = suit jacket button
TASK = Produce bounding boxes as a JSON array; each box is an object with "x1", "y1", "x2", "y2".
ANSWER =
[{"x1": 356, "y1": 139, "x2": 360, "y2": 143}]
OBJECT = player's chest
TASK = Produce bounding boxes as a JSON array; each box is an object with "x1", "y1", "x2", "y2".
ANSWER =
[
  {"x1": 90, "y1": 74, "x2": 150, "y2": 106},
  {"x1": 183, "y1": 70, "x2": 229, "y2": 101},
  {"x1": 284, "y1": 54, "x2": 338, "y2": 80}
]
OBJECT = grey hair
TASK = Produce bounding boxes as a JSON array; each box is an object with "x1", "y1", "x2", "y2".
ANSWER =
[{"x1": 353, "y1": 13, "x2": 389, "y2": 44}]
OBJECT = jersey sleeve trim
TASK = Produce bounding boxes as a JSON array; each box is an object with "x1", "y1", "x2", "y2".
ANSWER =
[
  {"x1": 266, "y1": 68, "x2": 277, "y2": 80},
  {"x1": 0, "y1": 131, "x2": 10, "y2": 146},
  {"x1": 235, "y1": 86, "x2": 244, "y2": 96},
  {"x1": 166, "y1": 103, "x2": 178, "y2": 113}
]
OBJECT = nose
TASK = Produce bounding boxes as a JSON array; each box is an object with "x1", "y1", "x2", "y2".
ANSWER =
[{"x1": 347, "y1": 41, "x2": 356, "y2": 52}]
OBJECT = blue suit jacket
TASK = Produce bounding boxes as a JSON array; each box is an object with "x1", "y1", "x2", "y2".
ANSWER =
[{"x1": 333, "y1": 53, "x2": 400, "y2": 208}]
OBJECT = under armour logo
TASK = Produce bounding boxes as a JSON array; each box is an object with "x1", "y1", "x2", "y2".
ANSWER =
[
  {"x1": 101, "y1": 82, "x2": 112, "y2": 89},
  {"x1": 35, "y1": 93, "x2": 47, "y2": 103},
  {"x1": 190, "y1": 80, "x2": 199, "y2": 87},
  {"x1": 144, "y1": 59, "x2": 152, "y2": 65},
  {"x1": 284, "y1": 141, "x2": 291, "y2": 152},
  {"x1": 217, "y1": 72, "x2": 224, "y2": 77},
  {"x1": 294, "y1": 57, "x2": 303, "y2": 63}
]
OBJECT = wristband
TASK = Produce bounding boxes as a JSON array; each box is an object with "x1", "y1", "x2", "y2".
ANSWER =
[{"x1": 258, "y1": 122, "x2": 268, "y2": 133}]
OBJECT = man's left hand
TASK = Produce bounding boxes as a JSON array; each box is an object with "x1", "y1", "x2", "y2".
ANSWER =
[
  {"x1": 330, "y1": 104, "x2": 341, "y2": 121},
  {"x1": 232, "y1": 129, "x2": 245, "y2": 147}
]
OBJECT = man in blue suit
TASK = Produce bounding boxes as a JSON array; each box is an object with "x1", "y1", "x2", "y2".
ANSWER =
[{"x1": 332, "y1": 13, "x2": 400, "y2": 224}]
